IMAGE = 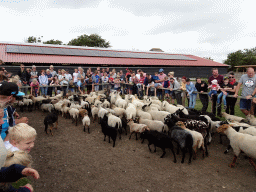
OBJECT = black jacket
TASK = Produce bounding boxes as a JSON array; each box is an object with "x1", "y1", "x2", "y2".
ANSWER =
[{"x1": 195, "y1": 81, "x2": 208, "y2": 93}]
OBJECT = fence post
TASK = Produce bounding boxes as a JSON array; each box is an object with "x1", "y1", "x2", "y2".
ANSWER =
[{"x1": 182, "y1": 91, "x2": 186, "y2": 106}]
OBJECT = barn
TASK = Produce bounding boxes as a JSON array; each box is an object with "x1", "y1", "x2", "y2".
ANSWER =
[{"x1": 0, "y1": 42, "x2": 228, "y2": 78}]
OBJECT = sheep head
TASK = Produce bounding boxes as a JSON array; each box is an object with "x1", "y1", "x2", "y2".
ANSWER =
[
  {"x1": 176, "y1": 121, "x2": 186, "y2": 129},
  {"x1": 217, "y1": 124, "x2": 230, "y2": 133}
]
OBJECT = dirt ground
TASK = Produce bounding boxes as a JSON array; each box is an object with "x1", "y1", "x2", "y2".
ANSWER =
[{"x1": 18, "y1": 110, "x2": 256, "y2": 192}]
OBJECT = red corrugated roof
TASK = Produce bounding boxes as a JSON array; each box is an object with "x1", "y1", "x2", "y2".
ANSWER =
[{"x1": 0, "y1": 43, "x2": 228, "y2": 67}]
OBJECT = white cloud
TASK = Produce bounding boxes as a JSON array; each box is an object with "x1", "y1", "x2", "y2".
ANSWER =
[{"x1": 0, "y1": 0, "x2": 255, "y2": 63}]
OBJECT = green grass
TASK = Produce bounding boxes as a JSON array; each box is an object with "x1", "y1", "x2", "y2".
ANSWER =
[{"x1": 11, "y1": 177, "x2": 31, "y2": 189}]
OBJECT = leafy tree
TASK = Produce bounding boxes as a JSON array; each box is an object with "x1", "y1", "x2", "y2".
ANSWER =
[
  {"x1": 43, "y1": 39, "x2": 63, "y2": 45},
  {"x1": 224, "y1": 48, "x2": 256, "y2": 71},
  {"x1": 26, "y1": 36, "x2": 37, "y2": 43},
  {"x1": 26, "y1": 36, "x2": 43, "y2": 43},
  {"x1": 68, "y1": 34, "x2": 110, "y2": 48}
]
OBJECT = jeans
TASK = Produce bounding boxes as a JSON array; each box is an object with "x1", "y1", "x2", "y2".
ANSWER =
[
  {"x1": 208, "y1": 90, "x2": 217, "y2": 97},
  {"x1": 94, "y1": 85, "x2": 99, "y2": 91},
  {"x1": 217, "y1": 92, "x2": 228, "y2": 106},
  {"x1": 189, "y1": 94, "x2": 197, "y2": 108},
  {"x1": 40, "y1": 87, "x2": 48, "y2": 96}
]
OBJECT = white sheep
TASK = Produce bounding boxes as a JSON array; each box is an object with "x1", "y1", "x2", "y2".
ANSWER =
[
  {"x1": 41, "y1": 104, "x2": 54, "y2": 113},
  {"x1": 82, "y1": 115, "x2": 90, "y2": 133},
  {"x1": 61, "y1": 104, "x2": 70, "y2": 118},
  {"x1": 91, "y1": 105, "x2": 99, "y2": 123},
  {"x1": 111, "y1": 106, "x2": 126, "y2": 118},
  {"x1": 69, "y1": 108, "x2": 79, "y2": 126},
  {"x1": 246, "y1": 115, "x2": 256, "y2": 126},
  {"x1": 217, "y1": 124, "x2": 256, "y2": 172},
  {"x1": 102, "y1": 99, "x2": 110, "y2": 108},
  {"x1": 222, "y1": 112, "x2": 245, "y2": 122},
  {"x1": 127, "y1": 119, "x2": 149, "y2": 140},
  {"x1": 107, "y1": 113, "x2": 122, "y2": 129},
  {"x1": 138, "y1": 118, "x2": 168, "y2": 132},
  {"x1": 70, "y1": 103, "x2": 82, "y2": 110},
  {"x1": 125, "y1": 103, "x2": 137, "y2": 120},
  {"x1": 148, "y1": 110, "x2": 171, "y2": 123},
  {"x1": 162, "y1": 101, "x2": 180, "y2": 114},
  {"x1": 136, "y1": 109, "x2": 152, "y2": 120}
]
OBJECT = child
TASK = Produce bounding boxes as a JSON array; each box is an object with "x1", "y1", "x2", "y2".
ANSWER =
[
  {"x1": 208, "y1": 79, "x2": 220, "y2": 97},
  {"x1": 163, "y1": 76, "x2": 170, "y2": 101},
  {"x1": 1, "y1": 150, "x2": 34, "y2": 192},
  {"x1": 92, "y1": 70, "x2": 100, "y2": 92},
  {"x1": 114, "y1": 76, "x2": 121, "y2": 91},
  {"x1": 217, "y1": 76, "x2": 232, "y2": 110},
  {"x1": 4, "y1": 123, "x2": 37, "y2": 153},
  {"x1": 30, "y1": 78, "x2": 39, "y2": 97}
]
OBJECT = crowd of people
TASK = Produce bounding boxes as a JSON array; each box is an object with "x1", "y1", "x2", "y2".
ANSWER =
[
  {"x1": 1, "y1": 63, "x2": 255, "y2": 117},
  {"x1": 1, "y1": 59, "x2": 256, "y2": 190}
]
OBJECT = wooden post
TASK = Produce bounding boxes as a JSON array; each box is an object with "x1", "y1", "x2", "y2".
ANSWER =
[{"x1": 182, "y1": 91, "x2": 186, "y2": 106}]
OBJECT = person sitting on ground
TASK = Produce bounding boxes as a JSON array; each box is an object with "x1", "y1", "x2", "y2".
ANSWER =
[
  {"x1": 30, "y1": 78, "x2": 39, "y2": 97},
  {"x1": 186, "y1": 78, "x2": 197, "y2": 108},
  {"x1": 208, "y1": 79, "x2": 220, "y2": 98},
  {"x1": 4, "y1": 123, "x2": 36, "y2": 154},
  {"x1": 217, "y1": 76, "x2": 232, "y2": 110}
]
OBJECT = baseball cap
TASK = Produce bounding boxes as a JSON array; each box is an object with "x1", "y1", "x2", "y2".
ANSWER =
[
  {"x1": 159, "y1": 68, "x2": 164, "y2": 73},
  {"x1": 224, "y1": 76, "x2": 229, "y2": 80},
  {"x1": 0, "y1": 82, "x2": 25, "y2": 97}
]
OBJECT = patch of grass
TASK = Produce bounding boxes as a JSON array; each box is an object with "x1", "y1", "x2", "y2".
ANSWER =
[{"x1": 11, "y1": 177, "x2": 30, "y2": 189}]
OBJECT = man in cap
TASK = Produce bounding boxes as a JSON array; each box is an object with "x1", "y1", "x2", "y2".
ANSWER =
[{"x1": 0, "y1": 82, "x2": 28, "y2": 140}]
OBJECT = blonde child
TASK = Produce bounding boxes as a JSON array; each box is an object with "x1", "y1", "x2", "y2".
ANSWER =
[
  {"x1": 4, "y1": 123, "x2": 37, "y2": 153},
  {"x1": 1, "y1": 151, "x2": 35, "y2": 192}
]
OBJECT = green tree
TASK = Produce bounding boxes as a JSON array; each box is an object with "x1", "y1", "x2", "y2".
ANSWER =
[
  {"x1": 26, "y1": 36, "x2": 43, "y2": 43},
  {"x1": 68, "y1": 34, "x2": 110, "y2": 48},
  {"x1": 26, "y1": 36, "x2": 37, "y2": 43},
  {"x1": 224, "y1": 50, "x2": 244, "y2": 71},
  {"x1": 43, "y1": 39, "x2": 63, "y2": 45}
]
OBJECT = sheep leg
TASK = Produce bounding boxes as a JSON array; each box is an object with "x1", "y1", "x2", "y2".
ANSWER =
[
  {"x1": 75, "y1": 118, "x2": 78, "y2": 126},
  {"x1": 148, "y1": 143, "x2": 152, "y2": 152},
  {"x1": 181, "y1": 148, "x2": 185, "y2": 164},
  {"x1": 193, "y1": 147, "x2": 197, "y2": 160},
  {"x1": 104, "y1": 134, "x2": 106, "y2": 141},
  {"x1": 229, "y1": 155, "x2": 238, "y2": 168},
  {"x1": 129, "y1": 131, "x2": 134, "y2": 140},
  {"x1": 135, "y1": 133, "x2": 138, "y2": 140},
  {"x1": 154, "y1": 145, "x2": 157, "y2": 153},
  {"x1": 204, "y1": 137, "x2": 208, "y2": 157},
  {"x1": 109, "y1": 136, "x2": 111, "y2": 143},
  {"x1": 160, "y1": 148, "x2": 166, "y2": 158},
  {"x1": 170, "y1": 147, "x2": 177, "y2": 163},
  {"x1": 112, "y1": 139, "x2": 116, "y2": 147},
  {"x1": 188, "y1": 147, "x2": 193, "y2": 164},
  {"x1": 224, "y1": 145, "x2": 232, "y2": 154},
  {"x1": 84, "y1": 125, "x2": 86, "y2": 132},
  {"x1": 88, "y1": 126, "x2": 90, "y2": 134},
  {"x1": 119, "y1": 129, "x2": 122, "y2": 140},
  {"x1": 50, "y1": 125, "x2": 54, "y2": 136},
  {"x1": 248, "y1": 157, "x2": 256, "y2": 172},
  {"x1": 54, "y1": 121, "x2": 58, "y2": 129}
]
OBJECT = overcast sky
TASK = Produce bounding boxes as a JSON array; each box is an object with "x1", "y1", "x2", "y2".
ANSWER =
[{"x1": 0, "y1": 0, "x2": 255, "y2": 63}]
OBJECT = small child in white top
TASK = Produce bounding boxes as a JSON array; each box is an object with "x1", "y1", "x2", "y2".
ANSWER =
[{"x1": 4, "y1": 123, "x2": 37, "y2": 153}]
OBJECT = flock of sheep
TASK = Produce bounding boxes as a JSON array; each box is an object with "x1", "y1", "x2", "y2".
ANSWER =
[{"x1": 17, "y1": 89, "x2": 256, "y2": 173}]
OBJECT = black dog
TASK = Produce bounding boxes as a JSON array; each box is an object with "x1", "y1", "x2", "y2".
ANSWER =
[{"x1": 44, "y1": 110, "x2": 58, "y2": 136}]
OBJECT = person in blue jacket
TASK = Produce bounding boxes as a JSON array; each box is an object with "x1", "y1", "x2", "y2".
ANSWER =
[{"x1": 186, "y1": 78, "x2": 197, "y2": 108}]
